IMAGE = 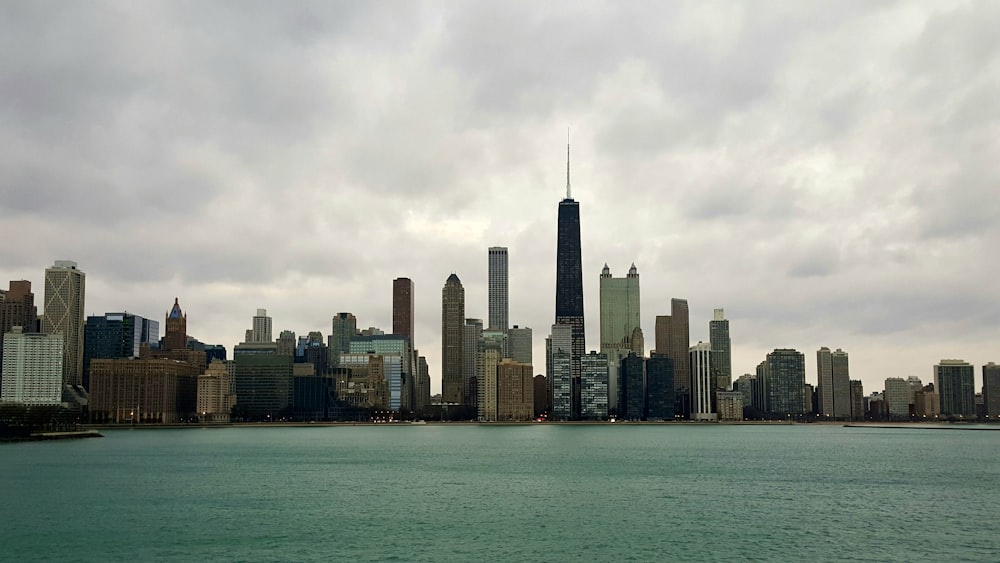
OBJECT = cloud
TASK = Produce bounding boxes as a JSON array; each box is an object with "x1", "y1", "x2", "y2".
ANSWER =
[{"x1": 1, "y1": 1, "x2": 998, "y2": 399}]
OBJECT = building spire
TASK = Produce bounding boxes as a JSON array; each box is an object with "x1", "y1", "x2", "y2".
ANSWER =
[{"x1": 566, "y1": 128, "x2": 571, "y2": 199}]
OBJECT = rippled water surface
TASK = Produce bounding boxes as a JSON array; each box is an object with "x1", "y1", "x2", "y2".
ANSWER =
[{"x1": 2, "y1": 424, "x2": 998, "y2": 561}]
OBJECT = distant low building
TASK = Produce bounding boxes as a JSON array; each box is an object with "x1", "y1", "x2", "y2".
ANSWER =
[
  {"x1": 197, "y1": 359, "x2": 236, "y2": 423},
  {"x1": 90, "y1": 358, "x2": 200, "y2": 423},
  {"x1": 716, "y1": 391, "x2": 743, "y2": 421}
]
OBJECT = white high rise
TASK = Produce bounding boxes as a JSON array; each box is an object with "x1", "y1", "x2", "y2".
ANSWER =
[
  {"x1": 690, "y1": 341, "x2": 715, "y2": 421},
  {"x1": 488, "y1": 247, "x2": 509, "y2": 331},
  {"x1": 42, "y1": 260, "x2": 85, "y2": 387},
  {"x1": 1, "y1": 327, "x2": 63, "y2": 405},
  {"x1": 251, "y1": 309, "x2": 273, "y2": 343}
]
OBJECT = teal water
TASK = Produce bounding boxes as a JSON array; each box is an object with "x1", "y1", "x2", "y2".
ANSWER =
[{"x1": 1, "y1": 424, "x2": 998, "y2": 562}]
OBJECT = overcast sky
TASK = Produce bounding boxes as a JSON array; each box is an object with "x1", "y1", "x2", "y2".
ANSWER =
[{"x1": 2, "y1": 1, "x2": 998, "y2": 396}]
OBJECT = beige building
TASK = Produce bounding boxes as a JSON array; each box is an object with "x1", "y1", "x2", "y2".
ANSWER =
[
  {"x1": 884, "y1": 377, "x2": 911, "y2": 419},
  {"x1": 478, "y1": 348, "x2": 500, "y2": 421},
  {"x1": 496, "y1": 359, "x2": 533, "y2": 421},
  {"x1": 913, "y1": 389, "x2": 940, "y2": 418},
  {"x1": 197, "y1": 359, "x2": 236, "y2": 423},
  {"x1": 41, "y1": 260, "x2": 86, "y2": 387},
  {"x1": 90, "y1": 358, "x2": 200, "y2": 423},
  {"x1": 716, "y1": 390, "x2": 744, "y2": 421},
  {"x1": 335, "y1": 354, "x2": 388, "y2": 409}
]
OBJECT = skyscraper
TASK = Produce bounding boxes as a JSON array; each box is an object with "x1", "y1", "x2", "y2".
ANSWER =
[
  {"x1": 547, "y1": 323, "x2": 573, "y2": 420},
  {"x1": 580, "y1": 351, "x2": 609, "y2": 420},
  {"x1": 0, "y1": 280, "x2": 37, "y2": 336},
  {"x1": 654, "y1": 298, "x2": 690, "y2": 417},
  {"x1": 164, "y1": 298, "x2": 188, "y2": 351},
  {"x1": 554, "y1": 142, "x2": 585, "y2": 399},
  {"x1": 508, "y1": 325, "x2": 533, "y2": 365},
  {"x1": 250, "y1": 309, "x2": 272, "y2": 343},
  {"x1": 441, "y1": 274, "x2": 465, "y2": 404},
  {"x1": 599, "y1": 263, "x2": 640, "y2": 353},
  {"x1": 392, "y1": 278, "x2": 414, "y2": 341},
  {"x1": 690, "y1": 342, "x2": 715, "y2": 421},
  {"x1": 817, "y1": 347, "x2": 852, "y2": 419},
  {"x1": 934, "y1": 359, "x2": 975, "y2": 418},
  {"x1": 0, "y1": 280, "x2": 38, "y2": 369},
  {"x1": 329, "y1": 313, "x2": 357, "y2": 367},
  {"x1": 708, "y1": 309, "x2": 731, "y2": 390},
  {"x1": 765, "y1": 348, "x2": 805, "y2": 417},
  {"x1": 645, "y1": 354, "x2": 675, "y2": 421},
  {"x1": 488, "y1": 247, "x2": 508, "y2": 331},
  {"x1": 984, "y1": 362, "x2": 1000, "y2": 418},
  {"x1": 42, "y1": 260, "x2": 86, "y2": 387},
  {"x1": 83, "y1": 312, "x2": 157, "y2": 391},
  {"x1": 463, "y1": 318, "x2": 483, "y2": 411}
]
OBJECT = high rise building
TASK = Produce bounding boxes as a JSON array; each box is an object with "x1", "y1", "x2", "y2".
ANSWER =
[
  {"x1": 934, "y1": 359, "x2": 975, "y2": 418},
  {"x1": 415, "y1": 355, "x2": 431, "y2": 413},
  {"x1": 496, "y1": 358, "x2": 533, "y2": 421},
  {"x1": 488, "y1": 247, "x2": 509, "y2": 331},
  {"x1": 329, "y1": 313, "x2": 357, "y2": 367},
  {"x1": 478, "y1": 348, "x2": 500, "y2": 420},
  {"x1": 42, "y1": 260, "x2": 86, "y2": 387},
  {"x1": 1, "y1": 327, "x2": 63, "y2": 405},
  {"x1": 163, "y1": 298, "x2": 187, "y2": 351},
  {"x1": 197, "y1": 359, "x2": 236, "y2": 423},
  {"x1": 690, "y1": 342, "x2": 715, "y2": 421},
  {"x1": 392, "y1": 278, "x2": 414, "y2": 341},
  {"x1": 599, "y1": 263, "x2": 640, "y2": 353},
  {"x1": 83, "y1": 312, "x2": 158, "y2": 391},
  {"x1": 645, "y1": 354, "x2": 675, "y2": 421},
  {"x1": 984, "y1": 363, "x2": 1000, "y2": 418},
  {"x1": 619, "y1": 352, "x2": 645, "y2": 420},
  {"x1": 850, "y1": 380, "x2": 865, "y2": 420},
  {"x1": 554, "y1": 143, "x2": 585, "y2": 398},
  {"x1": 233, "y1": 353, "x2": 293, "y2": 420},
  {"x1": 708, "y1": 309, "x2": 731, "y2": 390},
  {"x1": 884, "y1": 377, "x2": 911, "y2": 420},
  {"x1": 0, "y1": 280, "x2": 37, "y2": 343},
  {"x1": 816, "y1": 347, "x2": 851, "y2": 419},
  {"x1": 508, "y1": 325, "x2": 532, "y2": 365},
  {"x1": 441, "y1": 274, "x2": 465, "y2": 405},
  {"x1": 250, "y1": 309, "x2": 272, "y2": 343},
  {"x1": 580, "y1": 351, "x2": 609, "y2": 420},
  {"x1": 463, "y1": 318, "x2": 483, "y2": 412},
  {"x1": 548, "y1": 324, "x2": 573, "y2": 420},
  {"x1": 654, "y1": 298, "x2": 690, "y2": 417},
  {"x1": 765, "y1": 349, "x2": 805, "y2": 417}
]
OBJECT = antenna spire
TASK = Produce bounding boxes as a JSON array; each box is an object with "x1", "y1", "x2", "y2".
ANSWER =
[{"x1": 566, "y1": 128, "x2": 571, "y2": 199}]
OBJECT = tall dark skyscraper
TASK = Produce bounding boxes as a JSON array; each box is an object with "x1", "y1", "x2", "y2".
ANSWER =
[
  {"x1": 392, "y1": 277, "x2": 414, "y2": 341},
  {"x1": 441, "y1": 274, "x2": 465, "y2": 405},
  {"x1": 555, "y1": 142, "x2": 585, "y2": 414}
]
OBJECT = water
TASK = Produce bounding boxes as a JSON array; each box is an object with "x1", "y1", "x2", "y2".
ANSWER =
[{"x1": 2, "y1": 424, "x2": 998, "y2": 562}]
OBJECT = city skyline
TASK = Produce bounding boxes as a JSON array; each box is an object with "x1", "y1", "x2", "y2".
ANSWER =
[{"x1": 2, "y1": 3, "x2": 999, "y2": 398}]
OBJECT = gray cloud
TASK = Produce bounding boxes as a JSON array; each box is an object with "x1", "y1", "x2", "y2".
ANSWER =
[{"x1": 2, "y1": 1, "x2": 999, "y2": 397}]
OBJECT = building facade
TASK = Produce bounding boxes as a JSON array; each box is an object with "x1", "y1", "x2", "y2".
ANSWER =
[
  {"x1": 884, "y1": 377, "x2": 911, "y2": 419},
  {"x1": 197, "y1": 359, "x2": 236, "y2": 422},
  {"x1": 645, "y1": 354, "x2": 675, "y2": 421},
  {"x1": 983, "y1": 363, "x2": 1000, "y2": 419},
  {"x1": 496, "y1": 358, "x2": 533, "y2": 421},
  {"x1": 765, "y1": 349, "x2": 805, "y2": 417},
  {"x1": 580, "y1": 351, "x2": 609, "y2": 420},
  {"x1": 89, "y1": 358, "x2": 200, "y2": 423},
  {"x1": 655, "y1": 298, "x2": 690, "y2": 417},
  {"x1": 329, "y1": 313, "x2": 357, "y2": 367},
  {"x1": 1, "y1": 327, "x2": 63, "y2": 405},
  {"x1": 709, "y1": 309, "x2": 731, "y2": 391},
  {"x1": 690, "y1": 342, "x2": 715, "y2": 421},
  {"x1": 508, "y1": 325, "x2": 532, "y2": 365},
  {"x1": 934, "y1": 359, "x2": 975, "y2": 418},
  {"x1": 599, "y1": 263, "x2": 640, "y2": 353}
]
